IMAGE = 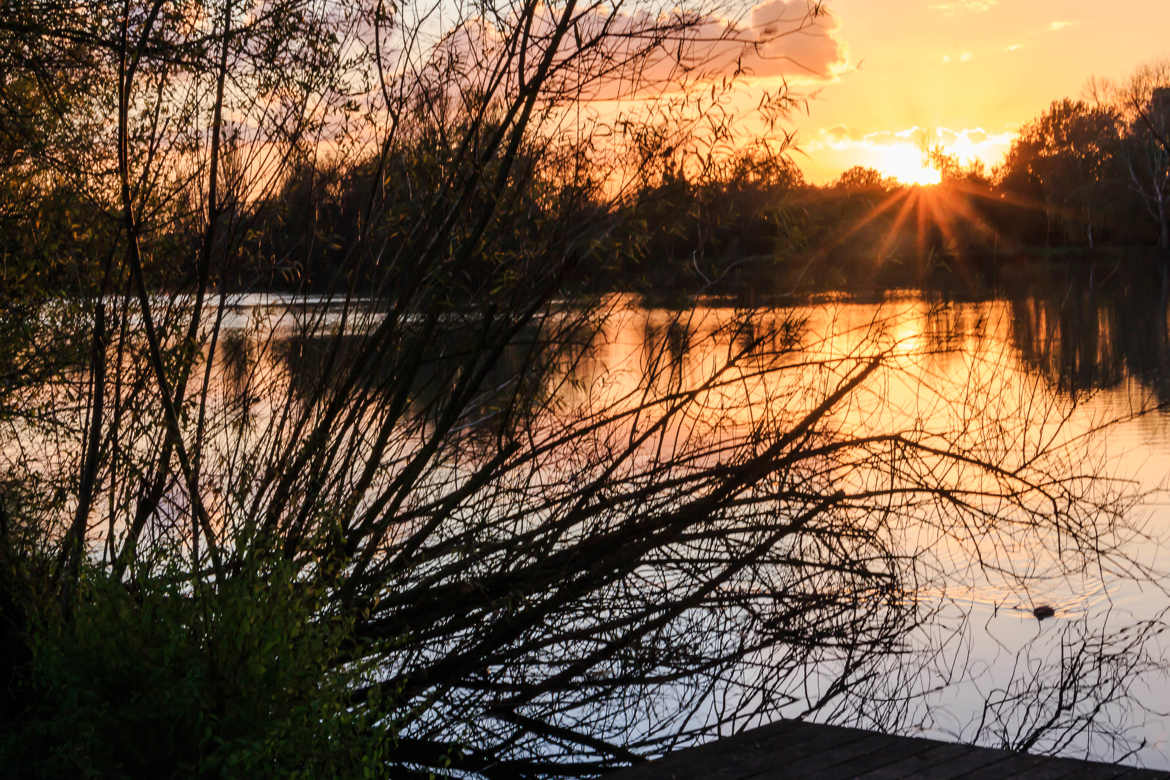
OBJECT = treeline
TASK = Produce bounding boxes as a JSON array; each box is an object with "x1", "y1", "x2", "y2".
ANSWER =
[
  {"x1": 3, "y1": 42, "x2": 1168, "y2": 307},
  {"x1": 607, "y1": 59, "x2": 1170, "y2": 297},
  {"x1": 210, "y1": 62, "x2": 1167, "y2": 299}
]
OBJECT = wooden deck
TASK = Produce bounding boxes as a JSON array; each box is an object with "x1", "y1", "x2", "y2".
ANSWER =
[{"x1": 608, "y1": 720, "x2": 1169, "y2": 779}]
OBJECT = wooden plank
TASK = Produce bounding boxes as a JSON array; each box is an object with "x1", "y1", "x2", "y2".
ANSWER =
[
  {"x1": 612, "y1": 720, "x2": 810, "y2": 780},
  {"x1": 1008, "y1": 755, "x2": 1117, "y2": 778},
  {"x1": 605, "y1": 721, "x2": 1170, "y2": 780},
  {"x1": 739, "y1": 729, "x2": 897, "y2": 778},
  {"x1": 952, "y1": 751, "x2": 1124, "y2": 779},
  {"x1": 851, "y1": 739, "x2": 1014, "y2": 778},
  {"x1": 794, "y1": 732, "x2": 946, "y2": 779},
  {"x1": 956, "y1": 750, "x2": 1167, "y2": 779},
  {"x1": 1024, "y1": 756, "x2": 1160, "y2": 779},
  {"x1": 729, "y1": 721, "x2": 887, "y2": 778},
  {"x1": 952, "y1": 750, "x2": 1057, "y2": 779}
]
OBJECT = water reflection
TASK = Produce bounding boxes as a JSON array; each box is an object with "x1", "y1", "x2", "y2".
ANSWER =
[
  {"x1": 271, "y1": 314, "x2": 604, "y2": 440},
  {"x1": 258, "y1": 285, "x2": 1170, "y2": 421},
  {"x1": 1007, "y1": 278, "x2": 1170, "y2": 401},
  {"x1": 176, "y1": 291, "x2": 1170, "y2": 768}
]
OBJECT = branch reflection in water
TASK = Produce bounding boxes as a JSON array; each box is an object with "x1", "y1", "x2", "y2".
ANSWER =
[{"x1": 146, "y1": 285, "x2": 1170, "y2": 770}]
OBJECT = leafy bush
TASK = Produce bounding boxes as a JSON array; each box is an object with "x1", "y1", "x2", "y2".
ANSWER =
[{"x1": 3, "y1": 562, "x2": 393, "y2": 779}]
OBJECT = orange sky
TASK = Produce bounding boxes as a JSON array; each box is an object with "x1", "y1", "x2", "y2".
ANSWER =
[{"x1": 780, "y1": 0, "x2": 1170, "y2": 184}]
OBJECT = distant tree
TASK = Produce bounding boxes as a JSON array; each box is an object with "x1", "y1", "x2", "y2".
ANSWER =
[
  {"x1": 926, "y1": 145, "x2": 962, "y2": 183},
  {"x1": 999, "y1": 99, "x2": 1121, "y2": 247},
  {"x1": 0, "y1": 2, "x2": 117, "y2": 438},
  {"x1": 834, "y1": 165, "x2": 889, "y2": 191},
  {"x1": 1114, "y1": 62, "x2": 1170, "y2": 248},
  {"x1": 959, "y1": 158, "x2": 991, "y2": 186}
]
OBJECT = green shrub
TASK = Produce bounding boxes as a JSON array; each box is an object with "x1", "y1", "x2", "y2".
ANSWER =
[{"x1": 3, "y1": 563, "x2": 393, "y2": 779}]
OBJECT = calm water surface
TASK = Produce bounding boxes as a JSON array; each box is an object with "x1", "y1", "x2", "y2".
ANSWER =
[
  {"x1": 164, "y1": 289, "x2": 1170, "y2": 767},
  {"x1": 564, "y1": 292, "x2": 1170, "y2": 768}
]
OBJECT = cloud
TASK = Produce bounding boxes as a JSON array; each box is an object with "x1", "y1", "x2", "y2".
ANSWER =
[
  {"x1": 814, "y1": 125, "x2": 1014, "y2": 160},
  {"x1": 929, "y1": 0, "x2": 997, "y2": 12},
  {"x1": 822, "y1": 124, "x2": 860, "y2": 143},
  {"x1": 440, "y1": 0, "x2": 849, "y2": 105},
  {"x1": 1006, "y1": 44, "x2": 1021, "y2": 52},
  {"x1": 805, "y1": 125, "x2": 1019, "y2": 183},
  {"x1": 719, "y1": 0, "x2": 850, "y2": 80},
  {"x1": 590, "y1": 0, "x2": 851, "y2": 94},
  {"x1": 594, "y1": 0, "x2": 851, "y2": 97},
  {"x1": 942, "y1": 51, "x2": 975, "y2": 64},
  {"x1": 1048, "y1": 20, "x2": 1075, "y2": 31}
]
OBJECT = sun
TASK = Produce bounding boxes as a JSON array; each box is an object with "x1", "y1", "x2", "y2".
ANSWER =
[{"x1": 872, "y1": 143, "x2": 942, "y2": 187}]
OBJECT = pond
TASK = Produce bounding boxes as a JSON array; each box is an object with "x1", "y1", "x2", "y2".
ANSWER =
[
  {"x1": 552, "y1": 291, "x2": 1170, "y2": 769},
  {"x1": 200, "y1": 283, "x2": 1170, "y2": 768},
  {"x1": 14, "y1": 284, "x2": 1170, "y2": 770}
]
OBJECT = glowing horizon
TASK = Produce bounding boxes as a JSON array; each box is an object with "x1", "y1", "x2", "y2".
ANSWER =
[
  {"x1": 872, "y1": 143, "x2": 943, "y2": 186},
  {"x1": 808, "y1": 126, "x2": 1011, "y2": 185},
  {"x1": 779, "y1": 0, "x2": 1170, "y2": 184}
]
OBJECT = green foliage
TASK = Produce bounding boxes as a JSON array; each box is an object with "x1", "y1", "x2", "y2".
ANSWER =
[{"x1": 3, "y1": 563, "x2": 394, "y2": 779}]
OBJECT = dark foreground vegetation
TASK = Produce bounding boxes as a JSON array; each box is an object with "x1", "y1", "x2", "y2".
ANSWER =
[{"x1": 0, "y1": 1, "x2": 1165, "y2": 777}]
